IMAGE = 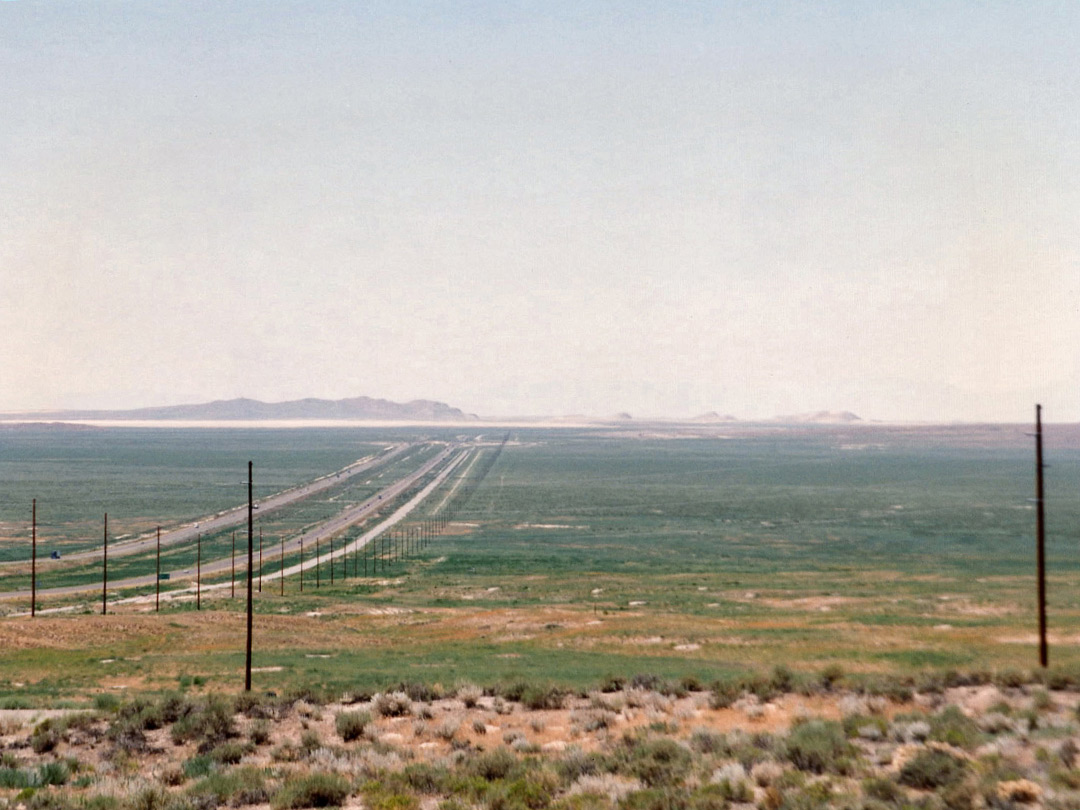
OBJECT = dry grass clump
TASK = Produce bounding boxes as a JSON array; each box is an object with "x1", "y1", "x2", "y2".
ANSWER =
[{"x1": 372, "y1": 692, "x2": 413, "y2": 718}]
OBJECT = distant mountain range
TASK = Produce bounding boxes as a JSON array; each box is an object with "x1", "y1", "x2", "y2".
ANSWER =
[{"x1": 3, "y1": 396, "x2": 478, "y2": 422}]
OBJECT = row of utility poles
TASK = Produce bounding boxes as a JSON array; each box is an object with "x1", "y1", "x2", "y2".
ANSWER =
[
  {"x1": 24, "y1": 506, "x2": 452, "y2": 616},
  {"x1": 17, "y1": 441, "x2": 498, "y2": 691}
]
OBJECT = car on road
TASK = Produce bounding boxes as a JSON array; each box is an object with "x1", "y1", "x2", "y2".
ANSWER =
[{"x1": 50, "y1": 550, "x2": 61, "y2": 560}]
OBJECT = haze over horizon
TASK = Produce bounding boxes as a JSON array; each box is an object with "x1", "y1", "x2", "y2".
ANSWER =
[{"x1": 3, "y1": 2, "x2": 1079, "y2": 423}]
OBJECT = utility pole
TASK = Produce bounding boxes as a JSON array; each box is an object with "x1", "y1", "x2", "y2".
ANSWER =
[
  {"x1": 316, "y1": 536, "x2": 321, "y2": 588},
  {"x1": 259, "y1": 527, "x2": 263, "y2": 594},
  {"x1": 30, "y1": 500, "x2": 36, "y2": 618},
  {"x1": 197, "y1": 533, "x2": 202, "y2": 610},
  {"x1": 299, "y1": 537, "x2": 304, "y2": 592},
  {"x1": 102, "y1": 513, "x2": 108, "y2": 616},
  {"x1": 155, "y1": 526, "x2": 161, "y2": 613},
  {"x1": 280, "y1": 535, "x2": 284, "y2": 596},
  {"x1": 245, "y1": 461, "x2": 253, "y2": 692},
  {"x1": 1035, "y1": 404, "x2": 1048, "y2": 668},
  {"x1": 231, "y1": 531, "x2": 236, "y2": 598},
  {"x1": 330, "y1": 535, "x2": 335, "y2": 585}
]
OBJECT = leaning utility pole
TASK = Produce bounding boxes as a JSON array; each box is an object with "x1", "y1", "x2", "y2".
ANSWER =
[
  {"x1": 30, "y1": 500, "x2": 36, "y2": 618},
  {"x1": 1035, "y1": 404, "x2": 1048, "y2": 668},
  {"x1": 245, "y1": 461, "x2": 254, "y2": 692}
]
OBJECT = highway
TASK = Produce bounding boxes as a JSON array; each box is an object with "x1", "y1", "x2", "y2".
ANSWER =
[
  {"x1": 0, "y1": 443, "x2": 416, "y2": 567},
  {"x1": 0, "y1": 442, "x2": 471, "y2": 603}
]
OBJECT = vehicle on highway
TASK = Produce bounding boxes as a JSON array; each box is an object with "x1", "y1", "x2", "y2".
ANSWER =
[{"x1": 50, "y1": 550, "x2": 61, "y2": 560}]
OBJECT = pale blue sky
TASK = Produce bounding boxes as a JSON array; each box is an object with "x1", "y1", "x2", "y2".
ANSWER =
[{"x1": 2, "y1": 1, "x2": 1078, "y2": 420}]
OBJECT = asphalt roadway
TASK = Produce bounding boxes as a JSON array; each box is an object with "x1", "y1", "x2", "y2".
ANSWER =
[
  {"x1": 0, "y1": 442, "x2": 416, "y2": 568},
  {"x1": 0, "y1": 442, "x2": 468, "y2": 603}
]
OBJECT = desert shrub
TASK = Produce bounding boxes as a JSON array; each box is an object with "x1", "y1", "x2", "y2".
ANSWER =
[
  {"x1": 359, "y1": 782, "x2": 419, "y2": 810},
  {"x1": 466, "y1": 747, "x2": 521, "y2": 782},
  {"x1": 685, "y1": 784, "x2": 730, "y2": 810},
  {"x1": 0, "y1": 768, "x2": 31, "y2": 789},
  {"x1": 818, "y1": 664, "x2": 845, "y2": 691},
  {"x1": 598, "y1": 675, "x2": 627, "y2": 693},
  {"x1": 897, "y1": 748, "x2": 969, "y2": 789},
  {"x1": 928, "y1": 706, "x2": 983, "y2": 750},
  {"x1": 774, "y1": 781, "x2": 834, "y2": 810},
  {"x1": 249, "y1": 719, "x2": 271, "y2": 746},
  {"x1": 621, "y1": 739, "x2": 692, "y2": 788},
  {"x1": 209, "y1": 742, "x2": 246, "y2": 765},
  {"x1": 556, "y1": 750, "x2": 607, "y2": 785},
  {"x1": 457, "y1": 685, "x2": 483, "y2": 708},
  {"x1": 107, "y1": 718, "x2": 150, "y2": 754},
  {"x1": 94, "y1": 694, "x2": 122, "y2": 713},
  {"x1": 688, "y1": 730, "x2": 726, "y2": 755},
  {"x1": 189, "y1": 766, "x2": 270, "y2": 807},
  {"x1": 485, "y1": 773, "x2": 557, "y2": 810},
  {"x1": 158, "y1": 693, "x2": 196, "y2": 724},
  {"x1": 300, "y1": 730, "x2": 322, "y2": 754},
  {"x1": 862, "y1": 777, "x2": 902, "y2": 803},
  {"x1": 273, "y1": 773, "x2": 351, "y2": 809},
  {"x1": 399, "y1": 763, "x2": 452, "y2": 794},
  {"x1": 373, "y1": 692, "x2": 413, "y2": 718},
  {"x1": 183, "y1": 756, "x2": 216, "y2": 780},
  {"x1": 770, "y1": 665, "x2": 796, "y2": 694},
  {"x1": 618, "y1": 788, "x2": 688, "y2": 810},
  {"x1": 521, "y1": 684, "x2": 566, "y2": 711},
  {"x1": 392, "y1": 682, "x2": 440, "y2": 703},
  {"x1": 171, "y1": 697, "x2": 237, "y2": 752},
  {"x1": 125, "y1": 787, "x2": 170, "y2": 810},
  {"x1": 334, "y1": 710, "x2": 371, "y2": 742},
  {"x1": 783, "y1": 721, "x2": 853, "y2": 774},
  {"x1": 31, "y1": 721, "x2": 61, "y2": 754},
  {"x1": 709, "y1": 680, "x2": 741, "y2": 709}
]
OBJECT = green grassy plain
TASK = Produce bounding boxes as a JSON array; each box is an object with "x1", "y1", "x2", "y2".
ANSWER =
[{"x1": 2, "y1": 422, "x2": 1080, "y2": 705}]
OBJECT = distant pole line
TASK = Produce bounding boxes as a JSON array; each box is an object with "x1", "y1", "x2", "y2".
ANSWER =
[
  {"x1": 155, "y1": 526, "x2": 161, "y2": 613},
  {"x1": 1035, "y1": 404, "x2": 1048, "y2": 668},
  {"x1": 102, "y1": 513, "x2": 108, "y2": 616},
  {"x1": 231, "y1": 531, "x2": 236, "y2": 598},
  {"x1": 31, "y1": 499, "x2": 36, "y2": 618},
  {"x1": 245, "y1": 461, "x2": 253, "y2": 692},
  {"x1": 197, "y1": 533, "x2": 202, "y2": 610}
]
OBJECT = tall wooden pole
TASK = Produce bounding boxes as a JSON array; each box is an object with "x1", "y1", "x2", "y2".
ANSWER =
[
  {"x1": 316, "y1": 536, "x2": 321, "y2": 588},
  {"x1": 1036, "y1": 404, "x2": 1048, "y2": 668},
  {"x1": 155, "y1": 526, "x2": 161, "y2": 612},
  {"x1": 196, "y1": 533, "x2": 202, "y2": 610},
  {"x1": 30, "y1": 500, "x2": 36, "y2": 618},
  {"x1": 259, "y1": 527, "x2": 263, "y2": 594},
  {"x1": 280, "y1": 535, "x2": 284, "y2": 596},
  {"x1": 330, "y1": 536, "x2": 335, "y2": 584},
  {"x1": 245, "y1": 461, "x2": 253, "y2": 692},
  {"x1": 102, "y1": 513, "x2": 108, "y2": 615},
  {"x1": 231, "y1": 531, "x2": 236, "y2": 598},
  {"x1": 299, "y1": 537, "x2": 304, "y2": 592}
]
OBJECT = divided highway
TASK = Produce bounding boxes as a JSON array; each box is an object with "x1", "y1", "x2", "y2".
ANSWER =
[{"x1": 0, "y1": 441, "x2": 472, "y2": 602}]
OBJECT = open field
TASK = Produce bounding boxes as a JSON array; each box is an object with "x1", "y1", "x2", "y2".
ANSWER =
[
  {"x1": 6, "y1": 423, "x2": 1080, "y2": 808},
  {"x1": 2, "y1": 422, "x2": 1080, "y2": 702}
]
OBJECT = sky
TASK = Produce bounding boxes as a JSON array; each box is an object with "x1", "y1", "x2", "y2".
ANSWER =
[{"x1": 2, "y1": 1, "x2": 1079, "y2": 422}]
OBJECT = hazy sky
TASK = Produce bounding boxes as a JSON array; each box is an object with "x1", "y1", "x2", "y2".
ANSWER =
[{"x1": 3, "y1": 1, "x2": 1078, "y2": 421}]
